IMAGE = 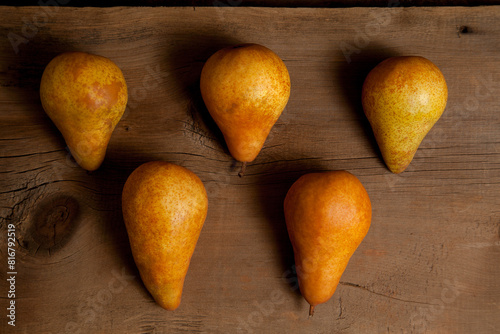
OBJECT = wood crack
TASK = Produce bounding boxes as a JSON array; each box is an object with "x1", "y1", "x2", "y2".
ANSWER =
[
  {"x1": 337, "y1": 296, "x2": 344, "y2": 319},
  {"x1": 0, "y1": 149, "x2": 65, "y2": 159},
  {"x1": 251, "y1": 155, "x2": 378, "y2": 167},
  {"x1": 0, "y1": 185, "x2": 28, "y2": 195},
  {"x1": 13, "y1": 166, "x2": 47, "y2": 175},
  {"x1": 169, "y1": 151, "x2": 227, "y2": 163},
  {"x1": 0, "y1": 180, "x2": 56, "y2": 195},
  {"x1": 0, "y1": 191, "x2": 32, "y2": 223},
  {"x1": 339, "y1": 281, "x2": 435, "y2": 306}
]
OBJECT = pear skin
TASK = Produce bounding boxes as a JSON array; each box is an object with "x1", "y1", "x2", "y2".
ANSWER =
[
  {"x1": 362, "y1": 56, "x2": 448, "y2": 174},
  {"x1": 122, "y1": 161, "x2": 208, "y2": 310},
  {"x1": 284, "y1": 171, "x2": 372, "y2": 315},
  {"x1": 200, "y1": 43, "x2": 290, "y2": 168},
  {"x1": 40, "y1": 52, "x2": 128, "y2": 171}
]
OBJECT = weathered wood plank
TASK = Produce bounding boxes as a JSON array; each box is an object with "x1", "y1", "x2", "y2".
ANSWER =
[
  {"x1": 0, "y1": 6, "x2": 499, "y2": 333},
  {"x1": 4, "y1": 0, "x2": 500, "y2": 7}
]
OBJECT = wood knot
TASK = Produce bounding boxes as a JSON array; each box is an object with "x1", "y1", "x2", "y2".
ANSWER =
[
  {"x1": 29, "y1": 195, "x2": 79, "y2": 255},
  {"x1": 457, "y1": 25, "x2": 471, "y2": 37}
]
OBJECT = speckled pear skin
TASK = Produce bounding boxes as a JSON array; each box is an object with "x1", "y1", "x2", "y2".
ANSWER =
[
  {"x1": 200, "y1": 43, "x2": 290, "y2": 163},
  {"x1": 122, "y1": 162, "x2": 208, "y2": 311},
  {"x1": 40, "y1": 52, "x2": 128, "y2": 171},
  {"x1": 362, "y1": 56, "x2": 448, "y2": 174},
  {"x1": 284, "y1": 171, "x2": 372, "y2": 313}
]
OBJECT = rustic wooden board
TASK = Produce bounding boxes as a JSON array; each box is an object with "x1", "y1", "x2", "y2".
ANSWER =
[
  {"x1": 0, "y1": 6, "x2": 499, "y2": 334},
  {"x1": 7, "y1": 0, "x2": 500, "y2": 7}
]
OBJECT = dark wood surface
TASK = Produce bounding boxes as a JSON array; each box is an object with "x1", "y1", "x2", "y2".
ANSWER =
[
  {"x1": 1, "y1": 5, "x2": 499, "y2": 334},
  {"x1": 4, "y1": 0, "x2": 500, "y2": 7}
]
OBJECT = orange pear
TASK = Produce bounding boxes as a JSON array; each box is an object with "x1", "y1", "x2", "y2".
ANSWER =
[
  {"x1": 284, "y1": 171, "x2": 372, "y2": 316},
  {"x1": 122, "y1": 161, "x2": 208, "y2": 310},
  {"x1": 200, "y1": 43, "x2": 290, "y2": 174},
  {"x1": 362, "y1": 56, "x2": 448, "y2": 174},
  {"x1": 40, "y1": 51, "x2": 128, "y2": 171}
]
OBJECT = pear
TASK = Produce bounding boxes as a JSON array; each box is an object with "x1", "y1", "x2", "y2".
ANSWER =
[
  {"x1": 200, "y1": 43, "x2": 290, "y2": 175},
  {"x1": 122, "y1": 161, "x2": 208, "y2": 310},
  {"x1": 362, "y1": 56, "x2": 448, "y2": 174},
  {"x1": 40, "y1": 51, "x2": 128, "y2": 171},
  {"x1": 284, "y1": 171, "x2": 372, "y2": 316}
]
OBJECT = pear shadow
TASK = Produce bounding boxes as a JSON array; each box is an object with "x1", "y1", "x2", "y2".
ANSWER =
[
  {"x1": 254, "y1": 158, "x2": 333, "y2": 302},
  {"x1": 4, "y1": 36, "x2": 83, "y2": 150},
  {"x1": 80, "y1": 134, "x2": 173, "y2": 277},
  {"x1": 334, "y1": 44, "x2": 401, "y2": 163},
  {"x1": 165, "y1": 33, "x2": 244, "y2": 162},
  {"x1": 82, "y1": 159, "x2": 138, "y2": 276},
  {"x1": 6, "y1": 35, "x2": 80, "y2": 93}
]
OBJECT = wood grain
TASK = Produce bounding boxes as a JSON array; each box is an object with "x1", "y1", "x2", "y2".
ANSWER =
[
  {"x1": 5, "y1": 0, "x2": 500, "y2": 7},
  {"x1": 0, "y1": 6, "x2": 499, "y2": 334}
]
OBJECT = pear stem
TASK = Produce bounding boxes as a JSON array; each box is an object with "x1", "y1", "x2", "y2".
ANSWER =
[
  {"x1": 238, "y1": 162, "x2": 247, "y2": 178},
  {"x1": 309, "y1": 305, "x2": 315, "y2": 318}
]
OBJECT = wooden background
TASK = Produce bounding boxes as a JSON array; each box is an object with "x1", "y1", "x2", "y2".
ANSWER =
[
  {"x1": 5, "y1": 0, "x2": 500, "y2": 7},
  {"x1": 1, "y1": 5, "x2": 499, "y2": 334}
]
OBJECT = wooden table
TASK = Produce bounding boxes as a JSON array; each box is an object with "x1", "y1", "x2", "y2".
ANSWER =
[
  {"x1": 6, "y1": 0, "x2": 500, "y2": 6},
  {"x1": 1, "y1": 6, "x2": 499, "y2": 333}
]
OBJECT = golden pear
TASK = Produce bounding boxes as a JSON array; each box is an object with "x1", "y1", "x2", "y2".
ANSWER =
[
  {"x1": 362, "y1": 56, "x2": 448, "y2": 174},
  {"x1": 200, "y1": 43, "x2": 290, "y2": 174},
  {"x1": 122, "y1": 161, "x2": 208, "y2": 310},
  {"x1": 40, "y1": 51, "x2": 128, "y2": 171},
  {"x1": 284, "y1": 171, "x2": 372, "y2": 316}
]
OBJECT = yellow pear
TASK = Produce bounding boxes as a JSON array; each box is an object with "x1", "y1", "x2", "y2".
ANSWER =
[
  {"x1": 40, "y1": 51, "x2": 128, "y2": 171},
  {"x1": 200, "y1": 43, "x2": 290, "y2": 174},
  {"x1": 362, "y1": 56, "x2": 448, "y2": 174},
  {"x1": 122, "y1": 161, "x2": 208, "y2": 310},
  {"x1": 284, "y1": 171, "x2": 372, "y2": 316}
]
